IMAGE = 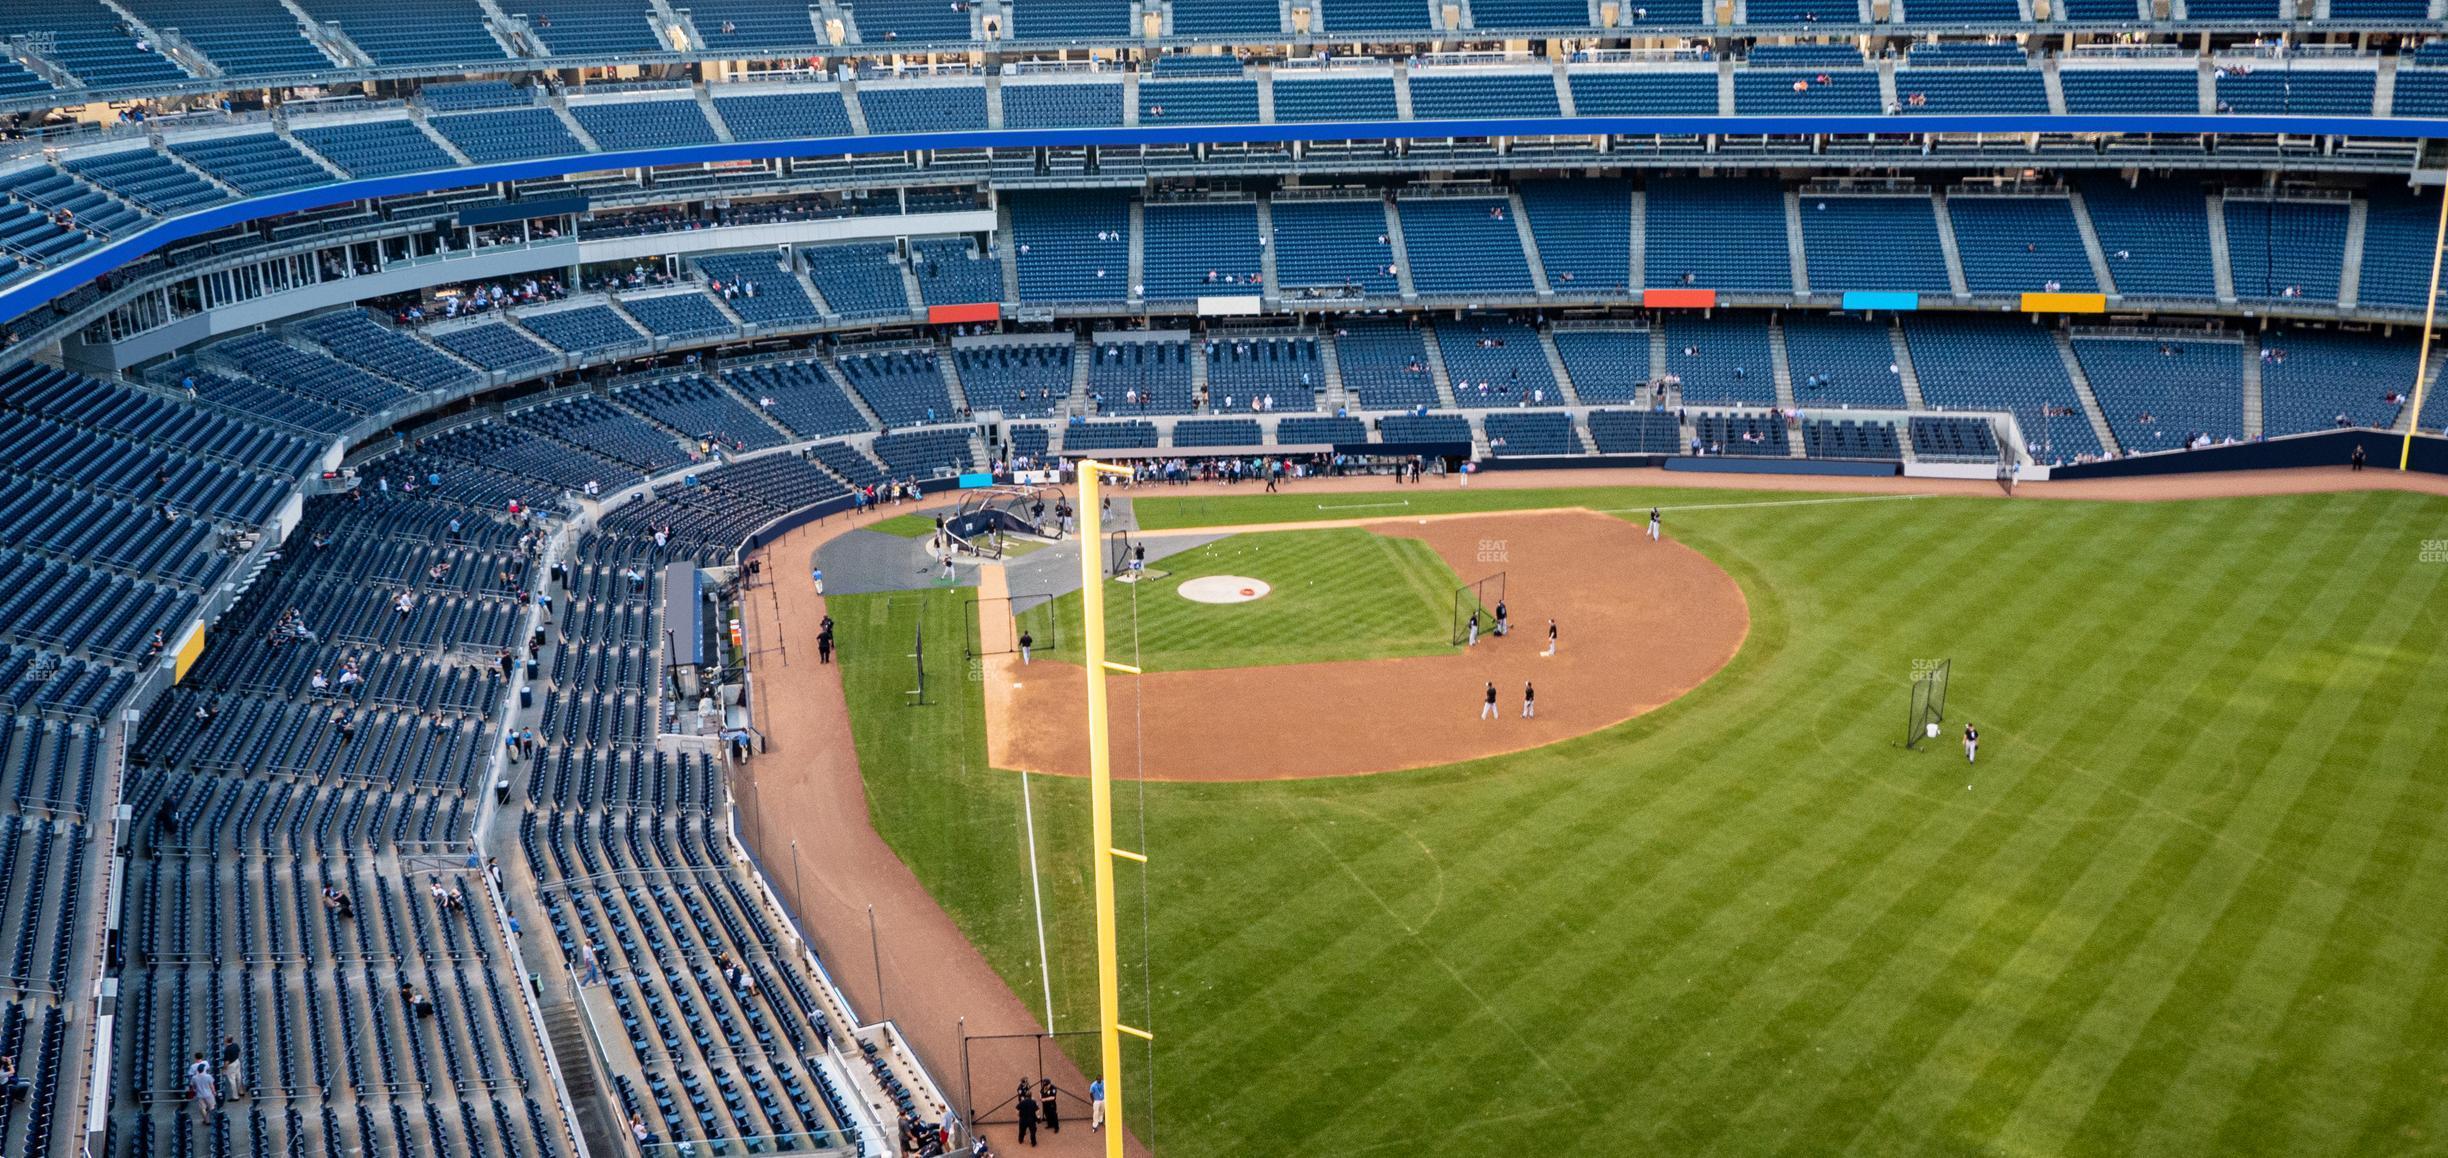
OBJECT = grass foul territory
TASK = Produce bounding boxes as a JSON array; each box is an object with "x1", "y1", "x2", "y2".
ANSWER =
[{"x1": 835, "y1": 487, "x2": 2448, "y2": 1158}]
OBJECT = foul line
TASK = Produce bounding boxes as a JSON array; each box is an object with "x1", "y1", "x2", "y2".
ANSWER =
[
  {"x1": 1019, "y1": 769, "x2": 1057, "y2": 1032},
  {"x1": 1600, "y1": 493, "x2": 1941, "y2": 515},
  {"x1": 1315, "y1": 500, "x2": 1415, "y2": 511}
]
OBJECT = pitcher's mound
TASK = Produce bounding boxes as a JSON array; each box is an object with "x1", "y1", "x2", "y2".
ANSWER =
[{"x1": 1178, "y1": 576, "x2": 1271, "y2": 604}]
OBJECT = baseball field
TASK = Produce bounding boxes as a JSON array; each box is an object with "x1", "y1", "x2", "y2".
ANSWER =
[{"x1": 825, "y1": 483, "x2": 2448, "y2": 1156}]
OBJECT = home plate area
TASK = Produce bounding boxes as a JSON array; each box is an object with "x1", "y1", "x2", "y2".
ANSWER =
[{"x1": 1176, "y1": 576, "x2": 1271, "y2": 604}]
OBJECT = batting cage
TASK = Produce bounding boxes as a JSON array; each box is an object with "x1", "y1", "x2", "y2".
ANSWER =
[
  {"x1": 1109, "y1": 529, "x2": 1168, "y2": 582},
  {"x1": 965, "y1": 592, "x2": 1064, "y2": 661},
  {"x1": 1905, "y1": 659, "x2": 1951, "y2": 748},
  {"x1": 1450, "y1": 571, "x2": 1507, "y2": 645}
]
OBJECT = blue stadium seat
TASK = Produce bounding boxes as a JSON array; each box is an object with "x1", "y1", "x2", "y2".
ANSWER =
[
  {"x1": 1567, "y1": 71, "x2": 1720, "y2": 114},
  {"x1": 1518, "y1": 180, "x2": 1632, "y2": 294},
  {"x1": 2223, "y1": 197, "x2": 2347, "y2": 303},
  {"x1": 119, "y1": 0, "x2": 329, "y2": 77},
  {"x1": 166, "y1": 133, "x2": 331, "y2": 196},
  {"x1": 803, "y1": 242, "x2": 913, "y2": 318},
  {"x1": 1009, "y1": 192, "x2": 1131, "y2": 303},
  {"x1": 1271, "y1": 75, "x2": 1399, "y2": 122},
  {"x1": 1781, "y1": 314, "x2": 1907, "y2": 408},
  {"x1": 1645, "y1": 176, "x2": 1791, "y2": 293},
  {"x1": 1271, "y1": 199, "x2": 1399, "y2": 297},
  {"x1": 1552, "y1": 330, "x2": 1652, "y2": 404},
  {"x1": 296, "y1": 0, "x2": 508, "y2": 64},
  {"x1": 1396, "y1": 198, "x2": 1534, "y2": 296},
  {"x1": 711, "y1": 91, "x2": 854, "y2": 142},
  {"x1": 857, "y1": 85, "x2": 988, "y2": 132},
  {"x1": 1799, "y1": 194, "x2": 1951, "y2": 293},
  {"x1": 2078, "y1": 177, "x2": 2216, "y2": 299},
  {"x1": 1001, "y1": 82, "x2": 1127, "y2": 128},
  {"x1": 294, "y1": 120, "x2": 458, "y2": 178},
  {"x1": 1946, "y1": 195, "x2": 2098, "y2": 294},
  {"x1": 430, "y1": 108, "x2": 587, "y2": 164},
  {"x1": 1407, "y1": 72, "x2": 1562, "y2": 119},
  {"x1": 1142, "y1": 201, "x2": 1263, "y2": 302},
  {"x1": 2073, "y1": 334, "x2": 2246, "y2": 449},
  {"x1": 2059, "y1": 68, "x2": 2199, "y2": 113},
  {"x1": 1662, "y1": 314, "x2": 1776, "y2": 407},
  {"x1": 1138, "y1": 78, "x2": 1260, "y2": 124},
  {"x1": 572, "y1": 99, "x2": 721, "y2": 150},
  {"x1": 1903, "y1": 317, "x2": 2101, "y2": 460},
  {"x1": 956, "y1": 341, "x2": 1072, "y2": 416}
]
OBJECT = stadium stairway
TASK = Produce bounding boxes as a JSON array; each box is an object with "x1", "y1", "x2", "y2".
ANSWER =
[
  {"x1": 1382, "y1": 201, "x2": 1419, "y2": 299},
  {"x1": 1068, "y1": 333, "x2": 1095, "y2": 414},
  {"x1": 2067, "y1": 189, "x2": 2120, "y2": 296},
  {"x1": 1538, "y1": 329, "x2": 1581, "y2": 406},
  {"x1": 995, "y1": 204, "x2": 1020, "y2": 301},
  {"x1": 792, "y1": 262, "x2": 835, "y2": 319},
  {"x1": 1415, "y1": 323, "x2": 1459, "y2": 408},
  {"x1": 2338, "y1": 198, "x2": 2368, "y2": 310},
  {"x1": 2051, "y1": 330, "x2": 2124, "y2": 454},
  {"x1": 896, "y1": 258, "x2": 925, "y2": 317},
  {"x1": 1931, "y1": 192, "x2": 1973, "y2": 299},
  {"x1": 1625, "y1": 186, "x2": 1646, "y2": 293},
  {"x1": 2241, "y1": 332, "x2": 2265, "y2": 437},
  {"x1": 935, "y1": 337, "x2": 973, "y2": 415},
  {"x1": 1782, "y1": 191, "x2": 1812, "y2": 295},
  {"x1": 2204, "y1": 192, "x2": 2240, "y2": 304},
  {"x1": 1126, "y1": 202, "x2": 1146, "y2": 302},
  {"x1": 548, "y1": 98, "x2": 601, "y2": 152},
  {"x1": 1316, "y1": 327, "x2": 1351, "y2": 412},
  {"x1": 1767, "y1": 316, "x2": 1797, "y2": 410},
  {"x1": 1888, "y1": 324, "x2": 1927, "y2": 409},
  {"x1": 1649, "y1": 327, "x2": 1670, "y2": 400},
  {"x1": 1509, "y1": 190, "x2": 1553, "y2": 296},
  {"x1": 810, "y1": 351, "x2": 889, "y2": 431},
  {"x1": 694, "y1": 86, "x2": 736, "y2": 142},
  {"x1": 1254, "y1": 199, "x2": 1281, "y2": 297}
]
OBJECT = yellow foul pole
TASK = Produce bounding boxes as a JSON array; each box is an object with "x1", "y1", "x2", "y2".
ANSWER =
[
  {"x1": 1073, "y1": 460, "x2": 1145, "y2": 1158},
  {"x1": 2400, "y1": 173, "x2": 2448, "y2": 471}
]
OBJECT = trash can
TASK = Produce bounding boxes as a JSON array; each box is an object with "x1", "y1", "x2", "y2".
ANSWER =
[
  {"x1": 496, "y1": 778, "x2": 511, "y2": 805},
  {"x1": 518, "y1": 685, "x2": 533, "y2": 709},
  {"x1": 524, "y1": 658, "x2": 539, "y2": 680}
]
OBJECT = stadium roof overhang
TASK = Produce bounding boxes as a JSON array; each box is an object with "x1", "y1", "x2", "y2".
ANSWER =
[{"x1": 7, "y1": 112, "x2": 2445, "y2": 327}]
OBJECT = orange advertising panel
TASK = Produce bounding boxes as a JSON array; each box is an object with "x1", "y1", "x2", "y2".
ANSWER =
[
  {"x1": 928, "y1": 303, "x2": 1001, "y2": 324},
  {"x1": 2020, "y1": 292, "x2": 2106, "y2": 314},
  {"x1": 1642, "y1": 288, "x2": 1717, "y2": 309}
]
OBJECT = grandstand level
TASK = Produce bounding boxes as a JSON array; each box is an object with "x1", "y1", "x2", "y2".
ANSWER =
[{"x1": 0, "y1": 13, "x2": 2442, "y2": 1158}]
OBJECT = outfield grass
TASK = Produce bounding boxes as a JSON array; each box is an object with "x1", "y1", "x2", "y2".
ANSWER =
[
  {"x1": 1024, "y1": 528, "x2": 1463, "y2": 672},
  {"x1": 835, "y1": 487, "x2": 2448, "y2": 1157}
]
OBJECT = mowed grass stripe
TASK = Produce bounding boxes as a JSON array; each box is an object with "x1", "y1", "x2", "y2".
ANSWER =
[
  {"x1": 1905, "y1": 506, "x2": 2369, "y2": 1146},
  {"x1": 1979, "y1": 499, "x2": 2424, "y2": 1154},
  {"x1": 2062, "y1": 521, "x2": 2445, "y2": 1156},
  {"x1": 1829, "y1": 497, "x2": 2336, "y2": 1151},
  {"x1": 1875, "y1": 497, "x2": 2377, "y2": 1155}
]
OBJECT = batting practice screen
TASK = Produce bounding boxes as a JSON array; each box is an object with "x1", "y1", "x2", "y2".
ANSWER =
[
  {"x1": 1450, "y1": 571, "x2": 1507, "y2": 645},
  {"x1": 1906, "y1": 659, "x2": 1951, "y2": 748}
]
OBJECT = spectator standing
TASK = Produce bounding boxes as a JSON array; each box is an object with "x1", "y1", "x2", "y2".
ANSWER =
[
  {"x1": 187, "y1": 1054, "x2": 218, "y2": 1115},
  {"x1": 219, "y1": 1036, "x2": 244, "y2": 1100}
]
